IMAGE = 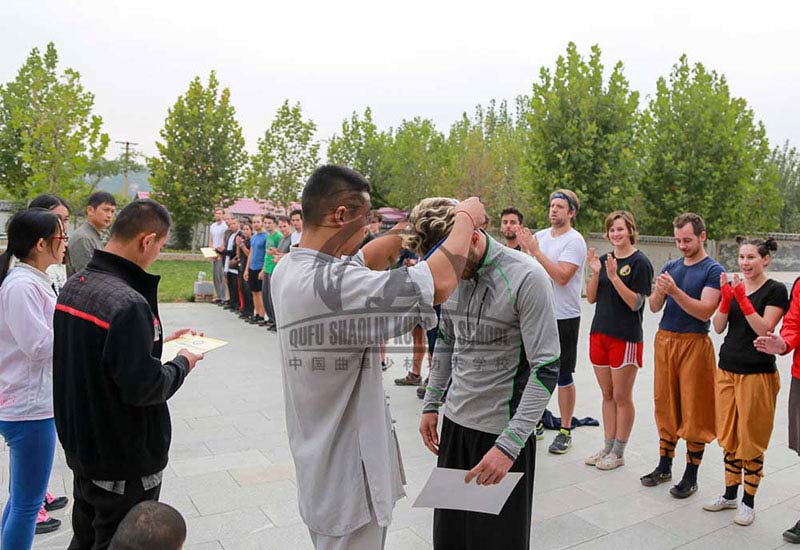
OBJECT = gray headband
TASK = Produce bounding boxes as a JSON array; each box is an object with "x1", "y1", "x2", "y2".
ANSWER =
[{"x1": 550, "y1": 192, "x2": 576, "y2": 212}]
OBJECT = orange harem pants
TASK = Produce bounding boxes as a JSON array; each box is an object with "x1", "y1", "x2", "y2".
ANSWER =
[
  {"x1": 654, "y1": 330, "x2": 717, "y2": 464},
  {"x1": 715, "y1": 369, "x2": 779, "y2": 495}
]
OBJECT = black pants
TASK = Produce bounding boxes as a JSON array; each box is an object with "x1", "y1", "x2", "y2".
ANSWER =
[
  {"x1": 261, "y1": 272, "x2": 276, "y2": 324},
  {"x1": 433, "y1": 416, "x2": 536, "y2": 550},
  {"x1": 238, "y1": 269, "x2": 253, "y2": 315},
  {"x1": 68, "y1": 474, "x2": 161, "y2": 550},
  {"x1": 556, "y1": 317, "x2": 580, "y2": 386},
  {"x1": 226, "y1": 272, "x2": 239, "y2": 309}
]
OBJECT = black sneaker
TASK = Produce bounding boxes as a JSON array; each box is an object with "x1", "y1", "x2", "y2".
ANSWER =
[
  {"x1": 548, "y1": 429, "x2": 572, "y2": 454},
  {"x1": 247, "y1": 315, "x2": 264, "y2": 325},
  {"x1": 417, "y1": 385, "x2": 426, "y2": 400},
  {"x1": 35, "y1": 509, "x2": 61, "y2": 534},
  {"x1": 669, "y1": 479, "x2": 698, "y2": 499},
  {"x1": 783, "y1": 521, "x2": 800, "y2": 544},
  {"x1": 640, "y1": 468, "x2": 672, "y2": 487},
  {"x1": 44, "y1": 492, "x2": 68, "y2": 512},
  {"x1": 535, "y1": 422, "x2": 545, "y2": 441}
]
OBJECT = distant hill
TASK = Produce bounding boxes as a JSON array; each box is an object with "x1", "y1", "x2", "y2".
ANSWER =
[{"x1": 95, "y1": 169, "x2": 151, "y2": 197}]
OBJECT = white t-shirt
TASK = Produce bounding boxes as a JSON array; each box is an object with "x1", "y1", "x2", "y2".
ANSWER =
[
  {"x1": 209, "y1": 221, "x2": 227, "y2": 249},
  {"x1": 535, "y1": 227, "x2": 587, "y2": 319},
  {"x1": 290, "y1": 232, "x2": 301, "y2": 246},
  {"x1": 224, "y1": 232, "x2": 238, "y2": 274}
]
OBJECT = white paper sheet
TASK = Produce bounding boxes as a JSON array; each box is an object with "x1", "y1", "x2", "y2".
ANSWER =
[
  {"x1": 412, "y1": 467, "x2": 524, "y2": 515},
  {"x1": 161, "y1": 335, "x2": 228, "y2": 362}
]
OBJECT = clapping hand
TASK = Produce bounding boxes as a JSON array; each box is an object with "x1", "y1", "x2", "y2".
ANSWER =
[
  {"x1": 587, "y1": 248, "x2": 601, "y2": 274},
  {"x1": 605, "y1": 254, "x2": 618, "y2": 280},
  {"x1": 656, "y1": 272, "x2": 677, "y2": 296},
  {"x1": 515, "y1": 226, "x2": 539, "y2": 255}
]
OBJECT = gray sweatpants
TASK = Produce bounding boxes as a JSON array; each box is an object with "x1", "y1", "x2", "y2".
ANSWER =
[
  {"x1": 308, "y1": 492, "x2": 386, "y2": 550},
  {"x1": 212, "y1": 258, "x2": 226, "y2": 300}
]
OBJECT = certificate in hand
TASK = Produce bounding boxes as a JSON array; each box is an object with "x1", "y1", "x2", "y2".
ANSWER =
[
  {"x1": 412, "y1": 467, "x2": 524, "y2": 515},
  {"x1": 200, "y1": 247, "x2": 218, "y2": 259},
  {"x1": 161, "y1": 335, "x2": 228, "y2": 362}
]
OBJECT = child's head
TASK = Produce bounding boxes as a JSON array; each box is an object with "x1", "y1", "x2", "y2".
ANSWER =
[{"x1": 108, "y1": 501, "x2": 186, "y2": 550}]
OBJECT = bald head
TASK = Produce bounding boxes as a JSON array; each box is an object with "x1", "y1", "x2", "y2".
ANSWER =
[{"x1": 108, "y1": 501, "x2": 186, "y2": 550}]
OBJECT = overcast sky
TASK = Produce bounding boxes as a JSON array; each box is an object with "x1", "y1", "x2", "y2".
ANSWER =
[{"x1": 2, "y1": 0, "x2": 798, "y2": 159}]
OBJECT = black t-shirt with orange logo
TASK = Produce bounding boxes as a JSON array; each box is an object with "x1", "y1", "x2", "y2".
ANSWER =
[{"x1": 590, "y1": 249, "x2": 654, "y2": 343}]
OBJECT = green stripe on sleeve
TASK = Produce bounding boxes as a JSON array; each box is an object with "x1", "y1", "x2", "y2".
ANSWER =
[{"x1": 504, "y1": 428, "x2": 525, "y2": 448}]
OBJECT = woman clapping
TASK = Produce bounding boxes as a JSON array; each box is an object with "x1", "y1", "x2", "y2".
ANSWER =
[
  {"x1": 585, "y1": 211, "x2": 654, "y2": 470},
  {"x1": 704, "y1": 237, "x2": 788, "y2": 526}
]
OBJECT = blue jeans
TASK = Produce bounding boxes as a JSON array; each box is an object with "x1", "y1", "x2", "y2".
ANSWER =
[{"x1": 0, "y1": 418, "x2": 56, "y2": 550}]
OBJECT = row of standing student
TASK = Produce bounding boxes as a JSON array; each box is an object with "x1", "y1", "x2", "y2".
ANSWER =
[
  {"x1": 213, "y1": 211, "x2": 303, "y2": 331},
  {"x1": 506, "y1": 203, "x2": 797, "y2": 532}
]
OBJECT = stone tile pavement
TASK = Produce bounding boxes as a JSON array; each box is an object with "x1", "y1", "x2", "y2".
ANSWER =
[{"x1": 11, "y1": 301, "x2": 800, "y2": 549}]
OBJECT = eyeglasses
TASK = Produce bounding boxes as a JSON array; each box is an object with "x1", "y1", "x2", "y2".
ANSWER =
[{"x1": 53, "y1": 235, "x2": 69, "y2": 243}]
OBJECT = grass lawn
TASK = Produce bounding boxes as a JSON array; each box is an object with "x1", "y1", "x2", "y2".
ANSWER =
[{"x1": 150, "y1": 259, "x2": 212, "y2": 302}]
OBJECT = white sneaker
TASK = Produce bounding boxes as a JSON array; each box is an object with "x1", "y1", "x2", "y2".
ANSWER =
[
  {"x1": 734, "y1": 503, "x2": 755, "y2": 526},
  {"x1": 585, "y1": 450, "x2": 607, "y2": 466},
  {"x1": 596, "y1": 453, "x2": 625, "y2": 470},
  {"x1": 703, "y1": 495, "x2": 738, "y2": 512}
]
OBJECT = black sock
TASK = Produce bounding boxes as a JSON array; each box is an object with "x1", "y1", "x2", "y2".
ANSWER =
[
  {"x1": 683, "y1": 463, "x2": 699, "y2": 485},
  {"x1": 724, "y1": 484, "x2": 739, "y2": 500},
  {"x1": 658, "y1": 456, "x2": 673, "y2": 473},
  {"x1": 742, "y1": 492, "x2": 755, "y2": 508}
]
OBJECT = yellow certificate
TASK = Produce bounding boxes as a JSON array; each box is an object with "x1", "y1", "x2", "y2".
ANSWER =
[
  {"x1": 200, "y1": 247, "x2": 218, "y2": 259},
  {"x1": 161, "y1": 335, "x2": 228, "y2": 362}
]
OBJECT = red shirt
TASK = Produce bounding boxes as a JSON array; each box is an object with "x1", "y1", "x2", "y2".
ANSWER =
[{"x1": 782, "y1": 278, "x2": 800, "y2": 379}]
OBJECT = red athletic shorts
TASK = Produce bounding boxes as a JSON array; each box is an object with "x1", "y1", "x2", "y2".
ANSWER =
[{"x1": 590, "y1": 333, "x2": 643, "y2": 369}]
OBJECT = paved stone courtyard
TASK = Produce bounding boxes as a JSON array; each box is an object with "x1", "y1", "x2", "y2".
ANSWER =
[{"x1": 13, "y1": 301, "x2": 800, "y2": 549}]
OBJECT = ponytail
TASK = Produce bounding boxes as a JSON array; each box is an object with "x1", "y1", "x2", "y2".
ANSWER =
[{"x1": 0, "y1": 251, "x2": 12, "y2": 287}]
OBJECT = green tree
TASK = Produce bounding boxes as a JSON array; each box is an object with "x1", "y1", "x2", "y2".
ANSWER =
[
  {"x1": 522, "y1": 42, "x2": 640, "y2": 231},
  {"x1": 327, "y1": 107, "x2": 393, "y2": 207},
  {"x1": 384, "y1": 117, "x2": 445, "y2": 208},
  {"x1": 0, "y1": 42, "x2": 109, "y2": 204},
  {"x1": 440, "y1": 111, "x2": 499, "y2": 206},
  {"x1": 440, "y1": 100, "x2": 532, "y2": 225},
  {"x1": 148, "y1": 71, "x2": 247, "y2": 249},
  {"x1": 486, "y1": 98, "x2": 532, "y2": 223},
  {"x1": 248, "y1": 100, "x2": 320, "y2": 207},
  {"x1": 770, "y1": 141, "x2": 800, "y2": 233},
  {"x1": 639, "y1": 55, "x2": 781, "y2": 236}
]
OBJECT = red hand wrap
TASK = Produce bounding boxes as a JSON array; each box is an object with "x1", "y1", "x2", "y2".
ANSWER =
[
  {"x1": 732, "y1": 283, "x2": 756, "y2": 316},
  {"x1": 719, "y1": 283, "x2": 734, "y2": 314}
]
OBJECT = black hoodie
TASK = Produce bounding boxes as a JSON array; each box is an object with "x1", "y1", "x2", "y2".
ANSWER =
[{"x1": 53, "y1": 250, "x2": 190, "y2": 480}]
